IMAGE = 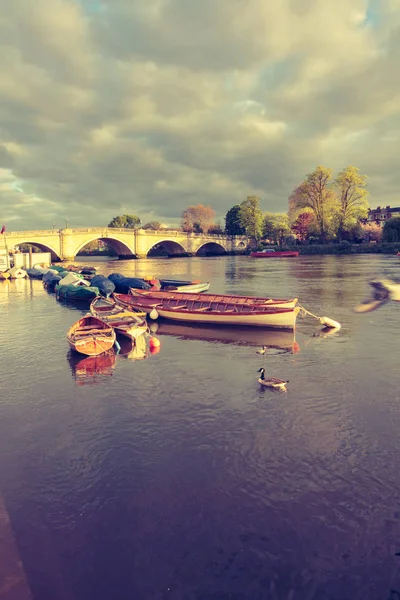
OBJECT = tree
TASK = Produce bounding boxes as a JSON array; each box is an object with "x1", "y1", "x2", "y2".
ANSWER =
[
  {"x1": 291, "y1": 211, "x2": 315, "y2": 242},
  {"x1": 181, "y1": 204, "x2": 216, "y2": 233},
  {"x1": 290, "y1": 166, "x2": 337, "y2": 243},
  {"x1": 142, "y1": 221, "x2": 162, "y2": 230},
  {"x1": 334, "y1": 166, "x2": 369, "y2": 240},
  {"x1": 208, "y1": 223, "x2": 224, "y2": 234},
  {"x1": 263, "y1": 213, "x2": 290, "y2": 245},
  {"x1": 108, "y1": 214, "x2": 141, "y2": 229},
  {"x1": 382, "y1": 217, "x2": 400, "y2": 242},
  {"x1": 225, "y1": 205, "x2": 246, "y2": 235},
  {"x1": 360, "y1": 222, "x2": 382, "y2": 243},
  {"x1": 288, "y1": 187, "x2": 304, "y2": 223},
  {"x1": 239, "y1": 196, "x2": 263, "y2": 241}
]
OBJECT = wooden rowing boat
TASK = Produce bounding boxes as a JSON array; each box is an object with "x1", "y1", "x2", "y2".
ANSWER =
[
  {"x1": 251, "y1": 250, "x2": 299, "y2": 258},
  {"x1": 114, "y1": 292, "x2": 299, "y2": 329},
  {"x1": 67, "y1": 315, "x2": 116, "y2": 356},
  {"x1": 127, "y1": 289, "x2": 298, "y2": 309},
  {"x1": 90, "y1": 296, "x2": 148, "y2": 340}
]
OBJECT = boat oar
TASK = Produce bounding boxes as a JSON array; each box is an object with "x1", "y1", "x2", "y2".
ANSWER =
[{"x1": 298, "y1": 304, "x2": 341, "y2": 330}]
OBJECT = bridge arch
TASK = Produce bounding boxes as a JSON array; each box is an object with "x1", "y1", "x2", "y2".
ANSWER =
[
  {"x1": 73, "y1": 236, "x2": 136, "y2": 259},
  {"x1": 195, "y1": 242, "x2": 227, "y2": 256},
  {"x1": 146, "y1": 239, "x2": 188, "y2": 258},
  {"x1": 12, "y1": 241, "x2": 62, "y2": 262}
]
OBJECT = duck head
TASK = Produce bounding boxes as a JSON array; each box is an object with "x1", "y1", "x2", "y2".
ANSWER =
[{"x1": 257, "y1": 367, "x2": 265, "y2": 379}]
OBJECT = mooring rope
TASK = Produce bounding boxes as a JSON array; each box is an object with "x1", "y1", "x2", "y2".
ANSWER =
[
  {"x1": 298, "y1": 304, "x2": 321, "y2": 321},
  {"x1": 297, "y1": 303, "x2": 341, "y2": 330}
]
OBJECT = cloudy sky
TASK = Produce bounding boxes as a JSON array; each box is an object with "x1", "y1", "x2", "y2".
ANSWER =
[{"x1": 0, "y1": 0, "x2": 399, "y2": 231}]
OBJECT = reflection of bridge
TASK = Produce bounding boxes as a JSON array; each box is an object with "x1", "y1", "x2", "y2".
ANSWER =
[{"x1": 5, "y1": 228, "x2": 249, "y2": 261}]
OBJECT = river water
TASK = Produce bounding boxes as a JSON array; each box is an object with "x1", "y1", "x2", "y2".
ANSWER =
[{"x1": 0, "y1": 254, "x2": 399, "y2": 600}]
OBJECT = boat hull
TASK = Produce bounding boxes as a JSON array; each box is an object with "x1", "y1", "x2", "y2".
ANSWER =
[
  {"x1": 67, "y1": 315, "x2": 116, "y2": 356},
  {"x1": 67, "y1": 336, "x2": 115, "y2": 356},
  {"x1": 56, "y1": 284, "x2": 100, "y2": 301},
  {"x1": 159, "y1": 280, "x2": 210, "y2": 293},
  {"x1": 165, "y1": 282, "x2": 210, "y2": 293},
  {"x1": 251, "y1": 251, "x2": 299, "y2": 258},
  {"x1": 153, "y1": 306, "x2": 299, "y2": 329}
]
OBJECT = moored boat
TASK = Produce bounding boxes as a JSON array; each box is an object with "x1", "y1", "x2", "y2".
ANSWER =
[
  {"x1": 56, "y1": 284, "x2": 100, "y2": 301},
  {"x1": 90, "y1": 275, "x2": 115, "y2": 297},
  {"x1": 80, "y1": 266, "x2": 97, "y2": 276},
  {"x1": 114, "y1": 292, "x2": 299, "y2": 329},
  {"x1": 108, "y1": 273, "x2": 151, "y2": 293},
  {"x1": 158, "y1": 279, "x2": 210, "y2": 293},
  {"x1": 67, "y1": 315, "x2": 116, "y2": 356},
  {"x1": 26, "y1": 268, "x2": 44, "y2": 279},
  {"x1": 126, "y1": 289, "x2": 298, "y2": 309},
  {"x1": 90, "y1": 296, "x2": 148, "y2": 340},
  {"x1": 42, "y1": 271, "x2": 62, "y2": 292},
  {"x1": 8, "y1": 267, "x2": 28, "y2": 279},
  {"x1": 251, "y1": 249, "x2": 299, "y2": 258},
  {"x1": 0, "y1": 271, "x2": 10, "y2": 280}
]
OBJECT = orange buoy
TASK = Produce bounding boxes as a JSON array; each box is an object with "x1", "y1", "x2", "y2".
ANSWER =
[
  {"x1": 292, "y1": 341, "x2": 300, "y2": 353},
  {"x1": 149, "y1": 345, "x2": 161, "y2": 355},
  {"x1": 149, "y1": 336, "x2": 160, "y2": 349}
]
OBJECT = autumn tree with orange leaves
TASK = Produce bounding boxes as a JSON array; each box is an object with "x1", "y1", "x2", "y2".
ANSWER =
[{"x1": 181, "y1": 204, "x2": 216, "y2": 233}]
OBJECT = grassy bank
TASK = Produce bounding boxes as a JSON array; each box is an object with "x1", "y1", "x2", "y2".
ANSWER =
[{"x1": 284, "y1": 242, "x2": 400, "y2": 255}]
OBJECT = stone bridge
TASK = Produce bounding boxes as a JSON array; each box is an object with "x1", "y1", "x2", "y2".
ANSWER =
[{"x1": 4, "y1": 228, "x2": 249, "y2": 261}]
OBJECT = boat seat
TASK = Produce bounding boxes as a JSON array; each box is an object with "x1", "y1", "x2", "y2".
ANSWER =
[
  {"x1": 169, "y1": 305, "x2": 188, "y2": 310},
  {"x1": 74, "y1": 329, "x2": 112, "y2": 336},
  {"x1": 196, "y1": 306, "x2": 212, "y2": 312},
  {"x1": 76, "y1": 324, "x2": 107, "y2": 330}
]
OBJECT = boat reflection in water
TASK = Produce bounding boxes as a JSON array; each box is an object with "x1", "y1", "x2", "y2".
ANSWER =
[
  {"x1": 150, "y1": 322, "x2": 299, "y2": 354},
  {"x1": 67, "y1": 350, "x2": 117, "y2": 385},
  {"x1": 117, "y1": 332, "x2": 151, "y2": 360}
]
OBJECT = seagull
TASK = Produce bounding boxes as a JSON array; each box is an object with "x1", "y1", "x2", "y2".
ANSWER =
[{"x1": 354, "y1": 278, "x2": 400, "y2": 313}]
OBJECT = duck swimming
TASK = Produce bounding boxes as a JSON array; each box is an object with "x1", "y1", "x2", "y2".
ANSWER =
[
  {"x1": 354, "y1": 278, "x2": 400, "y2": 313},
  {"x1": 256, "y1": 346, "x2": 267, "y2": 355},
  {"x1": 257, "y1": 368, "x2": 288, "y2": 391}
]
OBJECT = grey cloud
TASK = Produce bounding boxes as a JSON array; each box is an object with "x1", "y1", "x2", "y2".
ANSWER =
[{"x1": 1, "y1": 0, "x2": 400, "y2": 231}]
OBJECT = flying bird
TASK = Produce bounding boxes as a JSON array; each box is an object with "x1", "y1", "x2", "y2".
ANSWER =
[{"x1": 354, "y1": 278, "x2": 400, "y2": 313}]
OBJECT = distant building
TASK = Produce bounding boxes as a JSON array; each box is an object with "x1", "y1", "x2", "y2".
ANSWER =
[{"x1": 364, "y1": 205, "x2": 400, "y2": 227}]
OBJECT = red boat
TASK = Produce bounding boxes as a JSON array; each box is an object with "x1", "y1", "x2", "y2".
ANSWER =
[{"x1": 251, "y1": 249, "x2": 299, "y2": 258}]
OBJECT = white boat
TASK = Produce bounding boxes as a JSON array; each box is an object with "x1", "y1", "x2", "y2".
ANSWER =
[
  {"x1": 59, "y1": 272, "x2": 90, "y2": 287},
  {"x1": 158, "y1": 279, "x2": 210, "y2": 293},
  {"x1": 8, "y1": 267, "x2": 27, "y2": 279},
  {"x1": 114, "y1": 292, "x2": 299, "y2": 329},
  {"x1": 151, "y1": 305, "x2": 300, "y2": 329}
]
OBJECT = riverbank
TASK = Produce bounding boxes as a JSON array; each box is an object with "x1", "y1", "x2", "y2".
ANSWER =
[{"x1": 277, "y1": 242, "x2": 400, "y2": 255}]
